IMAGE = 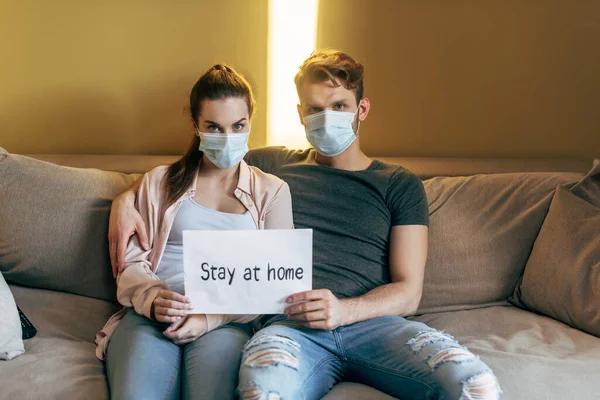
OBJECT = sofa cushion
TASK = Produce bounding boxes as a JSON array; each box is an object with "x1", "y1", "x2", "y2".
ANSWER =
[
  {"x1": 0, "y1": 147, "x2": 139, "y2": 302},
  {"x1": 511, "y1": 160, "x2": 600, "y2": 337},
  {"x1": 0, "y1": 285, "x2": 120, "y2": 399},
  {"x1": 419, "y1": 171, "x2": 582, "y2": 314},
  {"x1": 0, "y1": 273, "x2": 24, "y2": 360},
  {"x1": 0, "y1": 285, "x2": 394, "y2": 400},
  {"x1": 413, "y1": 306, "x2": 600, "y2": 399}
]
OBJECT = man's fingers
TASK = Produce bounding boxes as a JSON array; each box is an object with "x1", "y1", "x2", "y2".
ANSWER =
[
  {"x1": 109, "y1": 239, "x2": 117, "y2": 278},
  {"x1": 136, "y1": 221, "x2": 150, "y2": 251},
  {"x1": 287, "y1": 310, "x2": 327, "y2": 322},
  {"x1": 285, "y1": 300, "x2": 323, "y2": 315},
  {"x1": 286, "y1": 289, "x2": 331, "y2": 304},
  {"x1": 116, "y1": 234, "x2": 129, "y2": 273}
]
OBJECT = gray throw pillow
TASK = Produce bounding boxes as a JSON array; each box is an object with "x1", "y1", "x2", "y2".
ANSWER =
[
  {"x1": 419, "y1": 171, "x2": 582, "y2": 314},
  {"x1": 0, "y1": 147, "x2": 139, "y2": 302},
  {"x1": 511, "y1": 160, "x2": 600, "y2": 336}
]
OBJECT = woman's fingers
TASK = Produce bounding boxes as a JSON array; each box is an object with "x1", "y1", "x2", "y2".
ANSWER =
[
  {"x1": 158, "y1": 290, "x2": 192, "y2": 304},
  {"x1": 152, "y1": 290, "x2": 193, "y2": 322},
  {"x1": 154, "y1": 305, "x2": 188, "y2": 317},
  {"x1": 154, "y1": 297, "x2": 193, "y2": 311},
  {"x1": 155, "y1": 314, "x2": 182, "y2": 323}
]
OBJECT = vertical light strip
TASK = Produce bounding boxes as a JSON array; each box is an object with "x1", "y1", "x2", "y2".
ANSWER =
[{"x1": 267, "y1": 0, "x2": 319, "y2": 148}]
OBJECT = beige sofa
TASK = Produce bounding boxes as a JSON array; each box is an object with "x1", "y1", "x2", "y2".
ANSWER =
[{"x1": 1, "y1": 147, "x2": 599, "y2": 399}]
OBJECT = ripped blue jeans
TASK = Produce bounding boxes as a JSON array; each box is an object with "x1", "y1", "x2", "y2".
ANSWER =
[{"x1": 238, "y1": 315, "x2": 500, "y2": 400}]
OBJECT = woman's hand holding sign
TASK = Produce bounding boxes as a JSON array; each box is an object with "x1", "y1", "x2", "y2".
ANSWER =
[
  {"x1": 151, "y1": 290, "x2": 194, "y2": 323},
  {"x1": 163, "y1": 314, "x2": 208, "y2": 345},
  {"x1": 285, "y1": 289, "x2": 349, "y2": 330}
]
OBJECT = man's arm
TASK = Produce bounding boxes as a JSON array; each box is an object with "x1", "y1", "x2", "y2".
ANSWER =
[
  {"x1": 285, "y1": 225, "x2": 428, "y2": 329},
  {"x1": 245, "y1": 146, "x2": 313, "y2": 175},
  {"x1": 108, "y1": 176, "x2": 148, "y2": 277}
]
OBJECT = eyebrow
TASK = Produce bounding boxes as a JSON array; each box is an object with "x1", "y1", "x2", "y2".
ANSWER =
[
  {"x1": 204, "y1": 118, "x2": 247, "y2": 126},
  {"x1": 304, "y1": 99, "x2": 348, "y2": 108}
]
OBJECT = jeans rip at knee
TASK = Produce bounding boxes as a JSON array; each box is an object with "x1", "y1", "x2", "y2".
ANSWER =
[{"x1": 243, "y1": 334, "x2": 300, "y2": 371}]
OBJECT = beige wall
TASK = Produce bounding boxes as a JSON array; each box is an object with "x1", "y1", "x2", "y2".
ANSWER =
[
  {"x1": 317, "y1": 0, "x2": 600, "y2": 158},
  {"x1": 0, "y1": 0, "x2": 268, "y2": 155},
  {"x1": 1, "y1": 1, "x2": 598, "y2": 158}
]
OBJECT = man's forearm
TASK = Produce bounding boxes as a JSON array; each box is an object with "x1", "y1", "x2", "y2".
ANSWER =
[
  {"x1": 108, "y1": 175, "x2": 146, "y2": 274},
  {"x1": 340, "y1": 281, "x2": 422, "y2": 326}
]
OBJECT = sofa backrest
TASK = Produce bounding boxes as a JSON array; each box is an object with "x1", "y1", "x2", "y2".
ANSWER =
[
  {"x1": 2, "y1": 148, "x2": 590, "y2": 311},
  {"x1": 420, "y1": 172, "x2": 582, "y2": 313},
  {"x1": 25, "y1": 153, "x2": 591, "y2": 177},
  {"x1": 0, "y1": 148, "x2": 139, "y2": 302}
]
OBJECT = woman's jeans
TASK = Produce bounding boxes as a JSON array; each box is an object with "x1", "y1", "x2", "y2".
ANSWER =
[{"x1": 106, "y1": 309, "x2": 251, "y2": 400}]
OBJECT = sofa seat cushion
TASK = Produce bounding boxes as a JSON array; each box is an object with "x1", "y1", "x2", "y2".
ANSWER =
[
  {"x1": 413, "y1": 306, "x2": 600, "y2": 399},
  {"x1": 0, "y1": 286, "x2": 394, "y2": 400},
  {"x1": 0, "y1": 285, "x2": 120, "y2": 400}
]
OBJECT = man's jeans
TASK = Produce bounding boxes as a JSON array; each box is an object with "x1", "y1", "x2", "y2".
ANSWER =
[
  {"x1": 106, "y1": 309, "x2": 251, "y2": 400},
  {"x1": 238, "y1": 315, "x2": 501, "y2": 400}
]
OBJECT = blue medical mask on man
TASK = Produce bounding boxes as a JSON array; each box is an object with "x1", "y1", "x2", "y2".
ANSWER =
[
  {"x1": 197, "y1": 131, "x2": 250, "y2": 169},
  {"x1": 303, "y1": 102, "x2": 361, "y2": 157}
]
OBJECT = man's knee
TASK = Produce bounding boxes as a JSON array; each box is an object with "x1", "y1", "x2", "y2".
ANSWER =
[
  {"x1": 239, "y1": 331, "x2": 302, "y2": 400},
  {"x1": 242, "y1": 331, "x2": 301, "y2": 370},
  {"x1": 459, "y1": 371, "x2": 501, "y2": 400},
  {"x1": 406, "y1": 331, "x2": 501, "y2": 400},
  {"x1": 239, "y1": 381, "x2": 283, "y2": 400}
]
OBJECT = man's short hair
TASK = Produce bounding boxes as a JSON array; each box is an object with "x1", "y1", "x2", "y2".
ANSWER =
[{"x1": 295, "y1": 50, "x2": 364, "y2": 104}]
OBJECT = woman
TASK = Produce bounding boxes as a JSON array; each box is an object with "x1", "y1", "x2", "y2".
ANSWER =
[{"x1": 95, "y1": 64, "x2": 294, "y2": 399}]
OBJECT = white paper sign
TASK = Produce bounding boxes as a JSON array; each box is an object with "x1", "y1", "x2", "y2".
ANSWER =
[{"x1": 183, "y1": 229, "x2": 312, "y2": 314}]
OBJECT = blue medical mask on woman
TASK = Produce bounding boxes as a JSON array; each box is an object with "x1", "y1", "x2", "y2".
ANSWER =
[
  {"x1": 198, "y1": 132, "x2": 249, "y2": 169},
  {"x1": 303, "y1": 103, "x2": 361, "y2": 157}
]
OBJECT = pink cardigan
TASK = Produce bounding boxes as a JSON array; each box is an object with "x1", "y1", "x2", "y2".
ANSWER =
[{"x1": 95, "y1": 160, "x2": 294, "y2": 359}]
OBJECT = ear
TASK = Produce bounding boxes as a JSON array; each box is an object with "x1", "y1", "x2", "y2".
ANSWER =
[
  {"x1": 297, "y1": 104, "x2": 305, "y2": 127},
  {"x1": 191, "y1": 118, "x2": 200, "y2": 135},
  {"x1": 358, "y1": 97, "x2": 371, "y2": 122}
]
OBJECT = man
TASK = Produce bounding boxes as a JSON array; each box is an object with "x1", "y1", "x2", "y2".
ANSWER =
[{"x1": 109, "y1": 50, "x2": 500, "y2": 399}]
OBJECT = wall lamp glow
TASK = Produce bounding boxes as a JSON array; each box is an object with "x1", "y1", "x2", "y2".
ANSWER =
[{"x1": 267, "y1": 0, "x2": 319, "y2": 149}]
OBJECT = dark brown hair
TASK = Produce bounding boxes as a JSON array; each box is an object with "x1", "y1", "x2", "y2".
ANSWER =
[
  {"x1": 165, "y1": 64, "x2": 255, "y2": 207},
  {"x1": 294, "y1": 49, "x2": 364, "y2": 104}
]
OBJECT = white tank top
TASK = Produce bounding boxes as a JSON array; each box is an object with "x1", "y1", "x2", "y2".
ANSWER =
[{"x1": 157, "y1": 198, "x2": 256, "y2": 295}]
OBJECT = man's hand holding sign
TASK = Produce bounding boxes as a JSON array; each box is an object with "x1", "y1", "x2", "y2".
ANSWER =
[
  {"x1": 183, "y1": 229, "x2": 313, "y2": 315},
  {"x1": 284, "y1": 289, "x2": 347, "y2": 330}
]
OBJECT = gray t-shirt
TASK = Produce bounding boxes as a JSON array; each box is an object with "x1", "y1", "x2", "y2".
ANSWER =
[{"x1": 245, "y1": 147, "x2": 429, "y2": 299}]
